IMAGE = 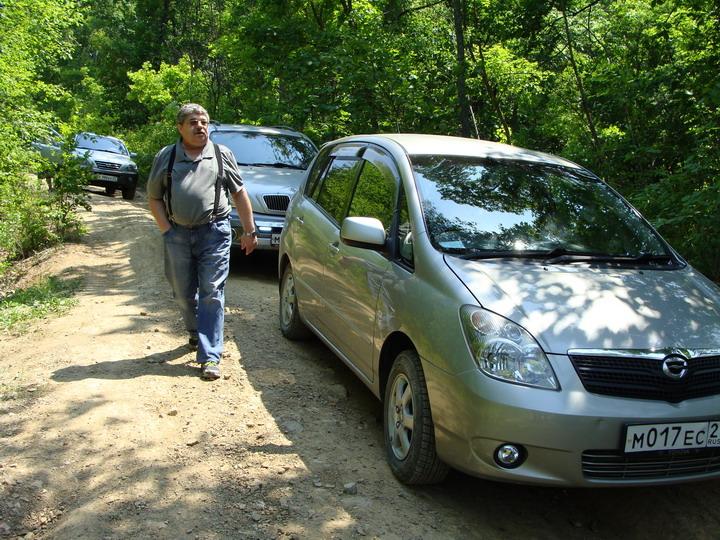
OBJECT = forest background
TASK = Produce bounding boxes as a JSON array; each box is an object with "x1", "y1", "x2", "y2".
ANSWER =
[{"x1": 1, "y1": 0, "x2": 718, "y2": 282}]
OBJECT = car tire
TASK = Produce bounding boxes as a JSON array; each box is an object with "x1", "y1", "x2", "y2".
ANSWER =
[
  {"x1": 279, "y1": 265, "x2": 311, "y2": 340},
  {"x1": 384, "y1": 349, "x2": 449, "y2": 484},
  {"x1": 122, "y1": 186, "x2": 136, "y2": 200},
  {"x1": 105, "y1": 186, "x2": 116, "y2": 197}
]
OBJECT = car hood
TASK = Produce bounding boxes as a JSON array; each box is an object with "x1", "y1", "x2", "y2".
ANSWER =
[
  {"x1": 73, "y1": 148, "x2": 134, "y2": 165},
  {"x1": 445, "y1": 257, "x2": 720, "y2": 353},
  {"x1": 237, "y1": 166, "x2": 307, "y2": 196}
]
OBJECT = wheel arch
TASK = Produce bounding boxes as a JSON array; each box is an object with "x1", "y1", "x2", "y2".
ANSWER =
[{"x1": 378, "y1": 331, "x2": 417, "y2": 401}]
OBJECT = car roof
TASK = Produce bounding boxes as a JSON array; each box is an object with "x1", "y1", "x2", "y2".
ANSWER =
[
  {"x1": 209, "y1": 123, "x2": 312, "y2": 139},
  {"x1": 330, "y1": 133, "x2": 583, "y2": 169}
]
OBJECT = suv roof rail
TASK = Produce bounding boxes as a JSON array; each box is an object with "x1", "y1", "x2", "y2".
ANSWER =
[{"x1": 269, "y1": 125, "x2": 300, "y2": 132}]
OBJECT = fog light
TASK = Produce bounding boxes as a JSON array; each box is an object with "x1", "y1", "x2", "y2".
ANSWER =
[{"x1": 494, "y1": 444, "x2": 526, "y2": 469}]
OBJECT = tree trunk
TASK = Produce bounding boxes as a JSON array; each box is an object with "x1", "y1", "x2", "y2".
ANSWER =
[
  {"x1": 561, "y1": 6, "x2": 600, "y2": 148},
  {"x1": 451, "y1": 0, "x2": 472, "y2": 137}
]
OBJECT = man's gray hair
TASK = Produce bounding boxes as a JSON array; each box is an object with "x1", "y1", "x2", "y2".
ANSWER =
[{"x1": 176, "y1": 103, "x2": 209, "y2": 124}]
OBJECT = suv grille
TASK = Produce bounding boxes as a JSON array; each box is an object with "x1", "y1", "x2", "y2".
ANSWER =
[
  {"x1": 582, "y1": 448, "x2": 720, "y2": 480},
  {"x1": 95, "y1": 161, "x2": 120, "y2": 170},
  {"x1": 264, "y1": 195, "x2": 290, "y2": 212},
  {"x1": 569, "y1": 354, "x2": 720, "y2": 402}
]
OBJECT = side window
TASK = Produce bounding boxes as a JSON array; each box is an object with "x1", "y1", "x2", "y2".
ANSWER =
[
  {"x1": 348, "y1": 160, "x2": 396, "y2": 229},
  {"x1": 396, "y1": 188, "x2": 414, "y2": 267},
  {"x1": 305, "y1": 147, "x2": 332, "y2": 198},
  {"x1": 315, "y1": 158, "x2": 362, "y2": 224}
]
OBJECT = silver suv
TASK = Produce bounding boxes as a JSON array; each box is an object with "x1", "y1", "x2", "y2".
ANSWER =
[
  {"x1": 208, "y1": 123, "x2": 317, "y2": 251},
  {"x1": 279, "y1": 134, "x2": 720, "y2": 487},
  {"x1": 33, "y1": 130, "x2": 139, "y2": 200}
]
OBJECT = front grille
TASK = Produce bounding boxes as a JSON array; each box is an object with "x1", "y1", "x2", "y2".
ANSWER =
[
  {"x1": 569, "y1": 354, "x2": 720, "y2": 402},
  {"x1": 263, "y1": 194, "x2": 290, "y2": 212},
  {"x1": 95, "y1": 161, "x2": 120, "y2": 170},
  {"x1": 582, "y1": 448, "x2": 720, "y2": 480}
]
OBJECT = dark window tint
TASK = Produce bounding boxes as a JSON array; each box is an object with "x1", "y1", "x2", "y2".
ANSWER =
[
  {"x1": 210, "y1": 131, "x2": 317, "y2": 169},
  {"x1": 348, "y1": 161, "x2": 396, "y2": 229},
  {"x1": 315, "y1": 159, "x2": 362, "y2": 224}
]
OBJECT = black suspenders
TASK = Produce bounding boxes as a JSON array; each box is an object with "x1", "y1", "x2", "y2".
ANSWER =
[{"x1": 165, "y1": 143, "x2": 225, "y2": 222}]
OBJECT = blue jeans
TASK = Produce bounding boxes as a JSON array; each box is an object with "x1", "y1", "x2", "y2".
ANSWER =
[{"x1": 163, "y1": 217, "x2": 232, "y2": 364}]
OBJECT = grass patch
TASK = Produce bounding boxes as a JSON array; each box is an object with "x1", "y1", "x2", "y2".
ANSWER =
[{"x1": 0, "y1": 276, "x2": 81, "y2": 333}]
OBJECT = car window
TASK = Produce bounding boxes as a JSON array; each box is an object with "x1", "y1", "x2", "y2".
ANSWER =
[
  {"x1": 315, "y1": 158, "x2": 362, "y2": 224},
  {"x1": 210, "y1": 130, "x2": 316, "y2": 169},
  {"x1": 396, "y1": 187, "x2": 414, "y2": 267},
  {"x1": 75, "y1": 134, "x2": 129, "y2": 155},
  {"x1": 412, "y1": 155, "x2": 671, "y2": 258},
  {"x1": 348, "y1": 160, "x2": 396, "y2": 230},
  {"x1": 305, "y1": 147, "x2": 333, "y2": 198}
]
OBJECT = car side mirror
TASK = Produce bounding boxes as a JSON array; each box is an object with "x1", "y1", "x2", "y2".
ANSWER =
[
  {"x1": 340, "y1": 217, "x2": 386, "y2": 250},
  {"x1": 130, "y1": 152, "x2": 137, "y2": 158}
]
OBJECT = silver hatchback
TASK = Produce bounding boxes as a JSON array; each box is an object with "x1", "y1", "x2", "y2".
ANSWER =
[{"x1": 278, "y1": 134, "x2": 720, "y2": 486}]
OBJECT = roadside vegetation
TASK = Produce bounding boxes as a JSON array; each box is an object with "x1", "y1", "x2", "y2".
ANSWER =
[
  {"x1": 1, "y1": 0, "x2": 718, "y2": 281},
  {"x1": 0, "y1": 276, "x2": 81, "y2": 334}
]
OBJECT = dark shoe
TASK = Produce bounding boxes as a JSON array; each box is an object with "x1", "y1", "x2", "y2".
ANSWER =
[
  {"x1": 201, "y1": 361, "x2": 221, "y2": 380},
  {"x1": 188, "y1": 336, "x2": 199, "y2": 351}
]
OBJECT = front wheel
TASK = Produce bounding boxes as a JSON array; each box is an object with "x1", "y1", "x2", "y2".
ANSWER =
[
  {"x1": 279, "y1": 265, "x2": 311, "y2": 340},
  {"x1": 122, "y1": 185, "x2": 136, "y2": 200},
  {"x1": 384, "y1": 349, "x2": 449, "y2": 484},
  {"x1": 105, "y1": 186, "x2": 116, "y2": 196}
]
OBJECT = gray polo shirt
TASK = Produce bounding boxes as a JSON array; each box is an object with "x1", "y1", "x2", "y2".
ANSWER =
[{"x1": 147, "y1": 141, "x2": 244, "y2": 227}]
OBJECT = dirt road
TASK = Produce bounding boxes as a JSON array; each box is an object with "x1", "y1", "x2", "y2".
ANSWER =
[{"x1": 1, "y1": 191, "x2": 719, "y2": 540}]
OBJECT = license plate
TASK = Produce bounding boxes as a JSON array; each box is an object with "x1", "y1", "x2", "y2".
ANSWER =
[
  {"x1": 271, "y1": 233, "x2": 281, "y2": 246},
  {"x1": 624, "y1": 421, "x2": 720, "y2": 453},
  {"x1": 97, "y1": 174, "x2": 117, "y2": 182}
]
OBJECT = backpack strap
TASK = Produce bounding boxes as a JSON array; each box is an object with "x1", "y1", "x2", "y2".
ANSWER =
[
  {"x1": 212, "y1": 143, "x2": 225, "y2": 218},
  {"x1": 165, "y1": 144, "x2": 177, "y2": 221}
]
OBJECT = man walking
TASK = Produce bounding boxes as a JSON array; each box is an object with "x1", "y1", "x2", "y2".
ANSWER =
[{"x1": 147, "y1": 103, "x2": 257, "y2": 380}]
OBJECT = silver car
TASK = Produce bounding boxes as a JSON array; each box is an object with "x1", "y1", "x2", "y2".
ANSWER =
[
  {"x1": 278, "y1": 134, "x2": 720, "y2": 487},
  {"x1": 208, "y1": 123, "x2": 317, "y2": 251},
  {"x1": 33, "y1": 130, "x2": 139, "y2": 200}
]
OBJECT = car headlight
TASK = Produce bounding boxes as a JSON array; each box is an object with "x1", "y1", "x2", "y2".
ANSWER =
[
  {"x1": 125, "y1": 163, "x2": 138, "y2": 172},
  {"x1": 460, "y1": 305, "x2": 559, "y2": 390}
]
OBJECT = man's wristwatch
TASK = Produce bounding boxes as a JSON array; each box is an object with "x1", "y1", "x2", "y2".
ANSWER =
[{"x1": 243, "y1": 231, "x2": 257, "y2": 238}]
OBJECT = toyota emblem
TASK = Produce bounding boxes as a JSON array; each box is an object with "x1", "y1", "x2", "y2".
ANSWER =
[{"x1": 662, "y1": 355, "x2": 689, "y2": 380}]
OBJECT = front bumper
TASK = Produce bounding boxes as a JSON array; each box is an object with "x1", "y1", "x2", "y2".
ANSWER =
[
  {"x1": 424, "y1": 354, "x2": 720, "y2": 487},
  {"x1": 230, "y1": 212, "x2": 285, "y2": 251},
  {"x1": 89, "y1": 170, "x2": 138, "y2": 190}
]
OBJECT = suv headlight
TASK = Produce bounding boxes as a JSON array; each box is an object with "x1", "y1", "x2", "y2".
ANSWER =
[{"x1": 460, "y1": 305, "x2": 559, "y2": 390}]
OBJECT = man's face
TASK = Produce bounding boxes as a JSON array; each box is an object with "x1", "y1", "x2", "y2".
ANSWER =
[{"x1": 177, "y1": 113, "x2": 209, "y2": 149}]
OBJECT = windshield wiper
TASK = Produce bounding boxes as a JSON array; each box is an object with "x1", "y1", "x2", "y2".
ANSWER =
[
  {"x1": 239, "y1": 161, "x2": 304, "y2": 170},
  {"x1": 546, "y1": 251, "x2": 674, "y2": 265},
  {"x1": 456, "y1": 249, "x2": 562, "y2": 261}
]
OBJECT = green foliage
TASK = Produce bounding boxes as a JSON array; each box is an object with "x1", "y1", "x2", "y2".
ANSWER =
[
  {"x1": 1, "y1": 0, "x2": 718, "y2": 282},
  {"x1": 0, "y1": 276, "x2": 81, "y2": 333}
]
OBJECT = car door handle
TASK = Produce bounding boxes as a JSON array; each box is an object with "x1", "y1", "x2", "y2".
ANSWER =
[
  {"x1": 294, "y1": 216, "x2": 304, "y2": 225},
  {"x1": 328, "y1": 242, "x2": 340, "y2": 255}
]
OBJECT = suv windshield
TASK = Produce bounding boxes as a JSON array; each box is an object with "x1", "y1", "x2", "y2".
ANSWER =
[
  {"x1": 412, "y1": 155, "x2": 675, "y2": 265},
  {"x1": 211, "y1": 131, "x2": 316, "y2": 169},
  {"x1": 75, "y1": 133, "x2": 128, "y2": 155}
]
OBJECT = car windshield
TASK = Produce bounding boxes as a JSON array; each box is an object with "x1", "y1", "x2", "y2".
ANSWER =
[
  {"x1": 75, "y1": 134, "x2": 128, "y2": 155},
  {"x1": 211, "y1": 131, "x2": 316, "y2": 169},
  {"x1": 411, "y1": 155, "x2": 674, "y2": 264}
]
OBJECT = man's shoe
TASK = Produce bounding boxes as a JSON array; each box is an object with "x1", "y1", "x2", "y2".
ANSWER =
[
  {"x1": 188, "y1": 336, "x2": 199, "y2": 351},
  {"x1": 201, "y1": 361, "x2": 221, "y2": 380}
]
